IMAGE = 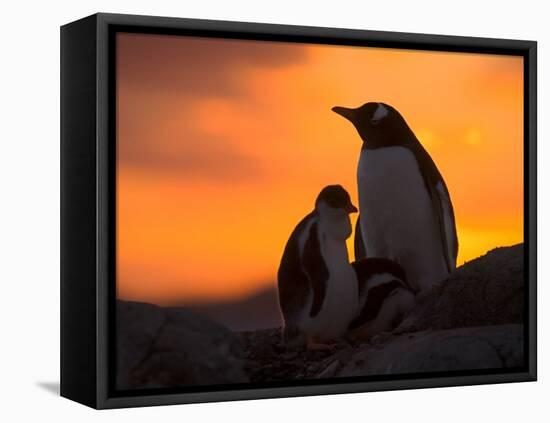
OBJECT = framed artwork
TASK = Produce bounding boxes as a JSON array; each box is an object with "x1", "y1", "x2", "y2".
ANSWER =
[{"x1": 60, "y1": 13, "x2": 537, "y2": 409}]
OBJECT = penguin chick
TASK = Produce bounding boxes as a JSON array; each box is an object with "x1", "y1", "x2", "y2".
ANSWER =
[
  {"x1": 348, "y1": 257, "x2": 415, "y2": 340},
  {"x1": 277, "y1": 185, "x2": 359, "y2": 350}
]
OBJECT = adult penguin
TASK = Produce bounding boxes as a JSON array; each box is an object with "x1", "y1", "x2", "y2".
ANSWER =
[{"x1": 332, "y1": 102, "x2": 458, "y2": 293}]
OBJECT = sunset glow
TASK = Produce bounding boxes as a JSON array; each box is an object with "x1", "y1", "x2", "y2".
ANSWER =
[{"x1": 116, "y1": 33, "x2": 523, "y2": 304}]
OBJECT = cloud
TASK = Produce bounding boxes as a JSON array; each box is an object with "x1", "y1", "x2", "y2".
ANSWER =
[
  {"x1": 118, "y1": 104, "x2": 262, "y2": 181},
  {"x1": 117, "y1": 32, "x2": 307, "y2": 98},
  {"x1": 116, "y1": 33, "x2": 307, "y2": 178},
  {"x1": 120, "y1": 134, "x2": 262, "y2": 182}
]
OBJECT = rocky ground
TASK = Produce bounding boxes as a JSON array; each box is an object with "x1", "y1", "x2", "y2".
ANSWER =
[
  {"x1": 117, "y1": 244, "x2": 524, "y2": 389},
  {"x1": 116, "y1": 301, "x2": 248, "y2": 389},
  {"x1": 240, "y1": 324, "x2": 523, "y2": 382}
]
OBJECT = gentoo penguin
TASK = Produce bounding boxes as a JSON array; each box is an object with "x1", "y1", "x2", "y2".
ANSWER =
[
  {"x1": 332, "y1": 102, "x2": 458, "y2": 293},
  {"x1": 348, "y1": 258, "x2": 415, "y2": 339},
  {"x1": 277, "y1": 185, "x2": 359, "y2": 349}
]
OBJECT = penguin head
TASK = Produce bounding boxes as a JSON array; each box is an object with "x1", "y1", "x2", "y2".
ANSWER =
[
  {"x1": 315, "y1": 185, "x2": 357, "y2": 240},
  {"x1": 331, "y1": 102, "x2": 413, "y2": 148},
  {"x1": 315, "y1": 185, "x2": 358, "y2": 214}
]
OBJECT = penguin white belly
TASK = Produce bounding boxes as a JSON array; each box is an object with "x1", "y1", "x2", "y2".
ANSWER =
[
  {"x1": 357, "y1": 146, "x2": 448, "y2": 293},
  {"x1": 301, "y1": 240, "x2": 358, "y2": 341}
]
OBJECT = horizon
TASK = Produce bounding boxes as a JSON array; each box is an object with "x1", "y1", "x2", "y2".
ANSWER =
[{"x1": 122, "y1": 241, "x2": 524, "y2": 307}]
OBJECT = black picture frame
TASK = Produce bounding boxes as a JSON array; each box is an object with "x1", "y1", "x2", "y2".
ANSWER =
[{"x1": 60, "y1": 12, "x2": 537, "y2": 409}]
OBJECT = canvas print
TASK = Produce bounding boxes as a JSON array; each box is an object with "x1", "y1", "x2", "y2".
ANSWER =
[{"x1": 115, "y1": 32, "x2": 524, "y2": 391}]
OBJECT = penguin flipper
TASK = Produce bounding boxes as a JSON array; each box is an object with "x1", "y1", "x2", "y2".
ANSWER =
[
  {"x1": 354, "y1": 215, "x2": 367, "y2": 260},
  {"x1": 277, "y1": 215, "x2": 316, "y2": 337},
  {"x1": 348, "y1": 279, "x2": 404, "y2": 330},
  {"x1": 278, "y1": 269, "x2": 309, "y2": 337},
  {"x1": 410, "y1": 144, "x2": 459, "y2": 273},
  {"x1": 302, "y1": 222, "x2": 329, "y2": 318},
  {"x1": 433, "y1": 180, "x2": 459, "y2": 272},
  {"x1": 352, "y1": 257, "x2": 410, "y2": 310}
]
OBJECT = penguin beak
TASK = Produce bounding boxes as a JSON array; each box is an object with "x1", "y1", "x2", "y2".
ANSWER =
[
  {"x1": 331, "y1": 106, "x2": 357, "y2": 123},
  {"x1": 346, "y1": 203, "x2": 358, "y2": 214}
]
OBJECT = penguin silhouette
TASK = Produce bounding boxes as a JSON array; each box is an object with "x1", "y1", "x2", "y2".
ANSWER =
[
  {"x1": 277, "y1": 185, "x2": 359, "y2": 350},
  {"x1": 332, "y1": 102, "x2": 458, "y2": 293},
  {"x1": 348, "y1": 257, "x2": 415, "y2": 338}
]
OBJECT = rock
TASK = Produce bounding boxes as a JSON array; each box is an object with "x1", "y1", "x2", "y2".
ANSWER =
[
  {"x1": 397, "y1": 244, "x2": 524, "y2": 333},
  {"x1": 117, "y1": 300, "x2": 248, "y2": 389},
  {"x1": 116, "y1": 301, "x2": 165, "y2": 389},
  {"x1": 317, "y1": 360, "x2": 341, "y2": 379},
  {"x1": 281, "y1": 352, "x2": 299, "y2": 360},
  {"x1": 336, "y1": 324, "x2": 523, "y2": 376},
  {"x1": 307, "y1": 363, "x2": 320, "y2": 373}
]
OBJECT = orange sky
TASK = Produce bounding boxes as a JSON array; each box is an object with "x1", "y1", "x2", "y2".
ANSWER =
[{"x1": 116, "y1": 32, "x2": 524, "y2": 305}]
